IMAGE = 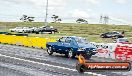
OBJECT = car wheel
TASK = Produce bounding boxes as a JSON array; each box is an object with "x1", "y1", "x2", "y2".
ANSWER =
[
  {"x1": 36, "y1": 32, "x2": 39, "y2": 34},
  {"x1": 47, "y1": 46, "x2": 53, "y2": 55},
  {"x1": 51, "y1": 31, "x2": 55, "y2": 34},
  {"x1": 66, "y1": 49, "x2": 75, "y2": 58}
]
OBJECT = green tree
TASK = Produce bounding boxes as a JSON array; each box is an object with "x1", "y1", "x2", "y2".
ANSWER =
[
  {"x1": 51, "y1": 15, "x2": 62, "y2": 23},
  {"x1": 20, "y1": 15, "x2": 35, "y2": 22},
  {"x1": 76, "y1": 18, "x2": 88, "y2": 24}
]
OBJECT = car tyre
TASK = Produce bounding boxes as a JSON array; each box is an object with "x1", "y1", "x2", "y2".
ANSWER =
[
  {"x1": 51, "y1": 31, "x2": 55, "y2": 34},
  {"x1": 47, "y1": 46, "x2": 53, "y2": 55},
  {"x1": 65, "y1": 49, "x2": 75, "y2": 58}
]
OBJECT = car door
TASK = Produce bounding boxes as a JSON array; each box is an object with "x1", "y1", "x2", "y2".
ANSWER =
[
  {"x1": 55, "y1": 37, "x2": 67, "y2": 52},
  {"x1": 63, "y1": 37, "x2": 72, "y2": 51},
  {"x1": 46, "y1": 27, "x2": 51, "y2": 32},
  {"x1": 113, "y1": 32, "x2": 120, "y2": 36},
  {"x1": 106, "y1": 32, "x2": 112, "y2": 37}
]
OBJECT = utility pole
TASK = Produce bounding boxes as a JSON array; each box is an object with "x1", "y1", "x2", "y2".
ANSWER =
[{"x1": 45, "y1": 0, "x2": 48, "y2": 26}]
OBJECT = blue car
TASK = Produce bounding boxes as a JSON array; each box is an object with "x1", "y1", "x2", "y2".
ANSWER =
[{"x1": 46, "y1": 36, "x2": 97, "y2": 59}]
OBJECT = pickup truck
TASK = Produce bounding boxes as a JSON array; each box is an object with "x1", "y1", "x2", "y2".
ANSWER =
[{"x1": 46, "y1": 36, "x2": 97, "y2": 59}]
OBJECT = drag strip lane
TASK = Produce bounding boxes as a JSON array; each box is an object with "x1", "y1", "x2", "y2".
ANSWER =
[
  {"x1": 0, "y1": 44, "x2": 130, "y2": 76},
  {"x1": 0, "y1": 53, "x2": 106, "y2": 76}
]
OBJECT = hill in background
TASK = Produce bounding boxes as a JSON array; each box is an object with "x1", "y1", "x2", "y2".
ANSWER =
[{"x1": 0, "y1": 22, "x2": 132, "y2": 43}]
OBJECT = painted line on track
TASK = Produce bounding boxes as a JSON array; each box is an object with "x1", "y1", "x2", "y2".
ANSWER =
[{"x1": 0, "y1": 53, "x2": 106, "y2": 76}]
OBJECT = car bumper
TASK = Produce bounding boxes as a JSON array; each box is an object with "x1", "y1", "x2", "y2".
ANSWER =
[{"x1": 76, "y1": 50, "x2": 97, "y2": 55}]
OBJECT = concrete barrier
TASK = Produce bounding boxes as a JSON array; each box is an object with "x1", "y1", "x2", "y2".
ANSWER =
[
  {"x1": 115, "y1": 44, "x2": 132, "y2": 61},
  {"x1": 91, "y1": 42, "x2": 132, "y2": 61},
  {"x1": 0, "y1": 34, "x2": 56, "y2": 49}
]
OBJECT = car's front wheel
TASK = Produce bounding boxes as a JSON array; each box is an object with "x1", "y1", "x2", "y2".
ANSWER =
[
  {"x1": 65, "y1": 49, "x2": 75, "y2": 58},
  {"x1": 47, "y1": 46, "x2": 53, "y2": 55}
]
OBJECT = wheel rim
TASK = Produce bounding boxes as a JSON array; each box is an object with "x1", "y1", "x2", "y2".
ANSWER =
[
  {"x1": 68, "y1": 50, "x2": 73, "y2": 58},
  {"x1": 47, "y1": 47, "x2": 52, "y2": 54},
  {"x1": 52, "y1": 31, "x2": 55, "y2": 34}
]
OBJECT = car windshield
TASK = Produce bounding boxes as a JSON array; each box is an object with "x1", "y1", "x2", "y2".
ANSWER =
[{"x1": 75, "y1": 37, "x2": 88, "y2": 44}]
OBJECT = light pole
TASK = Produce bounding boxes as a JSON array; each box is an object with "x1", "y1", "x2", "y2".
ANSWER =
[{"x1": 45, "y1": 0, "x2": 48, "y2": 26}]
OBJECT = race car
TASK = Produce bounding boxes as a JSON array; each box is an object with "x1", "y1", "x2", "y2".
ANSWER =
[{"x1": 46, "y1": 36, "x2": 97, "y2": 59}]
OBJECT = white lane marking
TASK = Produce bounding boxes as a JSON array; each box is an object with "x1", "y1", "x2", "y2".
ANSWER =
[{"x1": 0, "y1": 54, "x2": 106, "y2": 76}]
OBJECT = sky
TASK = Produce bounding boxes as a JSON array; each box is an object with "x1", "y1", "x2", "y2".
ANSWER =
[{"x1": 0, "y1": 0, "x2": 131, "y2": 25}]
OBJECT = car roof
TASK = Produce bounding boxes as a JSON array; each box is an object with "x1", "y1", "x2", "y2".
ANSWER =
[{"x1": 104, "y1": 31, "x2": 120, "y2": 33}]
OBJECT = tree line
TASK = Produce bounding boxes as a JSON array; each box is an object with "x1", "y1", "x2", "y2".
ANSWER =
[{"x1": 20, "y1": 14, "x2": 88, "y2": 24}]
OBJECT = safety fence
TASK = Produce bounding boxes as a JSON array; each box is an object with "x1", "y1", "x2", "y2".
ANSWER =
[
  {"x1": 0, "y1": 34, "x2": 56, "y2": 48},
  {"x1": 91, "y1": 42, "x2": 132, "y2": 61}
]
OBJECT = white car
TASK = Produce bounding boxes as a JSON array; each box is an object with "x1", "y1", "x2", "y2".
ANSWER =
[
  {"x1": 113, "y1": 38, "x2": 129, "y2": 43},
  {"x1": 22, "y1": 27, "x2": 32, "y2": 33},
  {"x1": 10, "y1": 27, "x2": 23, "y2": 32},
  {"x1": 10, "y1": 27, "x2": 38, "y2": 33}
]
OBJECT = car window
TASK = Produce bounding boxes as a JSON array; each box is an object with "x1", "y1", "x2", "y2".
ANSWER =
[
  {"x1": 59, "y1": 37, "x2": 66, "y2": 42},
  {"x1": 75, "y1": 37, "x2": 88, "y2": 44},
  {"x1": 113, "y1": 32, "x2": 119, "y2": 34},
  {"x1": 106, "y1": 32, "x2": 110, "y2": 34},
  {"x1": 65, "y1": 38, "x2": 72, "y2": 43}
]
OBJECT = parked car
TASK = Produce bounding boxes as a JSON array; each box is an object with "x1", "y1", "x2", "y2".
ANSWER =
[
  {"x1": 46, "y1": 36, "x2": 97, "y2": 59},
  {"x1": 0, "y1": 32, "x2": 9, "y2": 34},
  {"x1": 10, "y1": 27, "x2": 23, "y2": 32},
  {"x1": 100, "y1": 31, "x2": 124, "y2": 38},
  {"x1": 114, "y1": 38, "x2": 130, "y2": 43},
  {"x1": 35, "y1": 26, "x2": 58, "y2": 34},
  {"x1": 10, "y1": 27, "x2": 37, "y2": 33}
]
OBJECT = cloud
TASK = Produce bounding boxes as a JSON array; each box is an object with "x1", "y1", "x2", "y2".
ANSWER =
[
  {"x1": 1, "y1": 0, "x2": 68, "y2": 8},
  {"x1": 71, "y1": 9, "x2": 90, "y2": 18},
  {"x1": 84, "y1": 0, "x2": 101, "y2": 4},
  {"x1": 115, "y1": 0, "x2": 128, "y2": 4},
  {"x1": 86, "y1": 0, "x2": 99, "y2": 4}
]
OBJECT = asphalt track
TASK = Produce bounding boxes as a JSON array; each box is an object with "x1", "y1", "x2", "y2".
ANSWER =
[{"x1": 0, "y1": 44, "x2": 131, "y2": 76}]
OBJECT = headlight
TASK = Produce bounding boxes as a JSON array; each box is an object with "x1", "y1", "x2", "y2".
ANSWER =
[{"x1": 78, "y1": 48, "x2": 85, "y2": 51}]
